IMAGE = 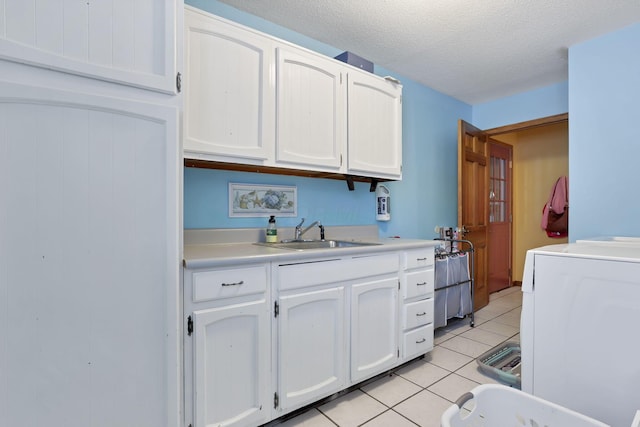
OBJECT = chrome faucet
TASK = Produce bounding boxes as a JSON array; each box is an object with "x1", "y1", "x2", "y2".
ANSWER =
[{"x1": 294, "y1": 218, "x2": 324, "y2": 240}]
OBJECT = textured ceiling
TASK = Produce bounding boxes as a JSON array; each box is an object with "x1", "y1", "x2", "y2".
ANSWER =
[{"x1": 216, "y1": 0, "x2": 640, "y2": 104}]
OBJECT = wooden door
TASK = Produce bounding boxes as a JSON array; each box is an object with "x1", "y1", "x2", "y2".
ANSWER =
[
  {"x1": 488, "y1": 141, "x2": 513, "y2": 293},
  {"x1": 458, "y1": 120, "x2": 489, "y2": 310}
]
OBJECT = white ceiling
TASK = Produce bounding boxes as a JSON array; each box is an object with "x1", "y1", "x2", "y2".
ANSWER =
[{"x1": 216, "y1": 0, "x2": 640, "y2": 104}]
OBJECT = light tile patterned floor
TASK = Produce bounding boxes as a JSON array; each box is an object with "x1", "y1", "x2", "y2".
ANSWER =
[{"x1": 274, "y1": 286, "x2": 522, "y2": 427}]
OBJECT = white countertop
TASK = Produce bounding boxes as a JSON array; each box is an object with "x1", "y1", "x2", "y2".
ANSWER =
[{"x1": 183, "y1": 227, "x2": 439, "y2": 269}]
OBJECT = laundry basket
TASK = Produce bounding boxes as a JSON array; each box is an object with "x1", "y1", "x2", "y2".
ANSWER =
[{"x1": 441, "y1": 384, "x2": 611, "y2": 427}]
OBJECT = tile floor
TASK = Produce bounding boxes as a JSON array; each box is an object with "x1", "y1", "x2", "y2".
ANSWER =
[{"x1": 275, "y1": 286, "x2": 522, "y2": 427}]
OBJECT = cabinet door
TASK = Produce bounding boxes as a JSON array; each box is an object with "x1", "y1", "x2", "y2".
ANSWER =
[
  {"x1": 347, "y1": 72, "x2": 402, "y2": 179},
  {"x1": 351, "y1": 277, "x2": 399, "y2": 382},
  {"x1": 193, "y1": 300, "x2": 270, "y2": 427},
  {"x1": 276, "y1": 46, "x2": 345, "y2": 171},
  {"x1": 0, "y1": 80, "x2": 180, "y2": 427},
  {"x1": 277, "y1": 287, "x2": 346, "y2": 412},
  {"x1": 0, "y1": 0, "x2": 179, "y2": 93},
  {"x1": 184, "y1": 7, "x2": 275, "y2": 162}
]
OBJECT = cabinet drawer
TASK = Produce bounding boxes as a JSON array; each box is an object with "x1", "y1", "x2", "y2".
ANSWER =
[
  {"x1": 403, "y1": 324, "x2": 434, "y2": 360},
  {"x1": 403, "y1": 268, "x2": 434, "y2": 300},
  {"x1": 191, "y1": 265, "x2": 267, "y2": 303},
  {"x1": 403, "y1": 247, "x2": 434, "y2": 270},
  {"x1": 278, "y1": 253, "x2": 399, "y2": 291},
  {"x1": 403, "y1": 298, "x2": 433, "y2": 330}
]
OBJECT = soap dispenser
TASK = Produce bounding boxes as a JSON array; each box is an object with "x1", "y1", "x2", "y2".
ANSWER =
[{"x1": 266, "y1": 215, "x2": 278, "y2": 243}]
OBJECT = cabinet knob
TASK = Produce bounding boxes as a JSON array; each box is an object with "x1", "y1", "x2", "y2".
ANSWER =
[
  {"x1": 416, "y1": 312, "x2": 427, "y2": 316},
  {"x1": 415, "y1": 338, "x2": 426, "y2": 344},
  {"x1": 416, "y1": 282, "x2": 427, "y2": 286}
]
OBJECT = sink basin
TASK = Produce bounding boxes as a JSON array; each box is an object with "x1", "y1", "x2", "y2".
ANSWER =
[{"x1": 255, "y1": 239, "x2": 382, "y2": 250}]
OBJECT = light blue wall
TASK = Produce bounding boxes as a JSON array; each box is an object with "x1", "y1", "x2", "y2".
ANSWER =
[
  {"x1": 183, "y1": 0, "x2": 470, "y2": 239},
  {"x1": 568, "y1": 22, "x2": 640, "y2": 241},
  {"x1": 473, "y1": 81, "x2": 568, "y2": 129},
  {"x1": 184, "y1": 2, "x2": 640, "y2": 244}
]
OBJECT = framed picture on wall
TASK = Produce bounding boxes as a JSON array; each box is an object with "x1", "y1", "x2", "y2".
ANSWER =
[{"x1": 228, "y1": 183, "x2": 297, "y2": 217}]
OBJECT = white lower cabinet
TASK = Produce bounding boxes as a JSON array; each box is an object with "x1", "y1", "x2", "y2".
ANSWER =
[
  {"x1": 277, "y1": 286, "x2": 346, "y2": 412},
  {"x1": 273, "y1": 253, "x2": 399, "y2": 415},
  {"x1": 351, "y1": 277, "x2": 399, "y2": 382},
  {"x1": 184, "y1": 264, "x2": 271, "y2": 427},
  {"x1": 185, "y1": 246, "x2": 434, "y2": 427},
  {"x1": 400, "y1": 248, "x2": 435, "y2": 361},
  {"x1": 192, "y1": 301, "x2": 270, "y2": 427}
]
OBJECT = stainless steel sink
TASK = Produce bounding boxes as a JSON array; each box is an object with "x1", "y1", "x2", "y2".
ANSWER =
[{"x1": 254, "y1": 239, "x2": 382, "y2": 250}]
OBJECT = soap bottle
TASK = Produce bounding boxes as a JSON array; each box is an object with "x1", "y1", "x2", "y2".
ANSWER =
[{"x1": 266, "y1": 215, "x2": 278, "y2": 243}]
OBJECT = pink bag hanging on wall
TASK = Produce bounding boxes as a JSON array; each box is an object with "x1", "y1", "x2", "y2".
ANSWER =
[{"x1": 541, "y1": 176, "x2": 568, "y2": 238}]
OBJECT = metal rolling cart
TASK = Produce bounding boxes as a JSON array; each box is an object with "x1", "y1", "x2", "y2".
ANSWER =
[
  {"x1": 434, "y1": 238, "x2": 475, "y2": 328},
  {"x1": 437, "y1": 236, "x2": 522, "y2": 388}
]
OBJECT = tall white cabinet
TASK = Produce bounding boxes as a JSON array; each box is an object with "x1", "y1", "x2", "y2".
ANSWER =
[
  {"x1": 184, "y1": 264, "x2": 271, "y2": 427},
  {"x1": 0, "y1": 0, "x2": 179, "y2": 93},
  {"x1": 0, "y1": 2, "x2": 182, "y2": 427}
]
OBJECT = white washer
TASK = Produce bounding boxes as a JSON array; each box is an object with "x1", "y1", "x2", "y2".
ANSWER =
[{"x1": 521, "y1": 241, "x2": 640, "y2": 427}]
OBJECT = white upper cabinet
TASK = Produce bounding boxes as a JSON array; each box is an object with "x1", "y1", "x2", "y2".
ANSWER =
[
  {"x1": 276, "y1": 46, "x2": 345, "y2": 171},
  {"x1": 183, "y1": 7, "x2": 275, "y2": 162},
  {"x1": 0, "y1": 0, "x2": 180, "y2": 94},
  {"x1": 347, "y1": 72, "x2": 403, "y2": 179},
  {"x1": 181, "y1": 6, "x2": 403, "y2": 179}
]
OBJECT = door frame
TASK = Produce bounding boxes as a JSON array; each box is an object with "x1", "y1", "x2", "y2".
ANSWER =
[
  {"x1": 459, "y1": 113, "x2": 568, "y2": 299},
  {"x1": 485, "y1": 113, "x2": 568, "y2": 288},
  {"x1": 485, "y1": 113, "x2": 567, "y2": 136}
]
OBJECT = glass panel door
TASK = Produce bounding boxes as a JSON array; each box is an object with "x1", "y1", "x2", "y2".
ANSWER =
[{"x1": 490, "y1": 156, "x2": 507, "y2": 223}]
